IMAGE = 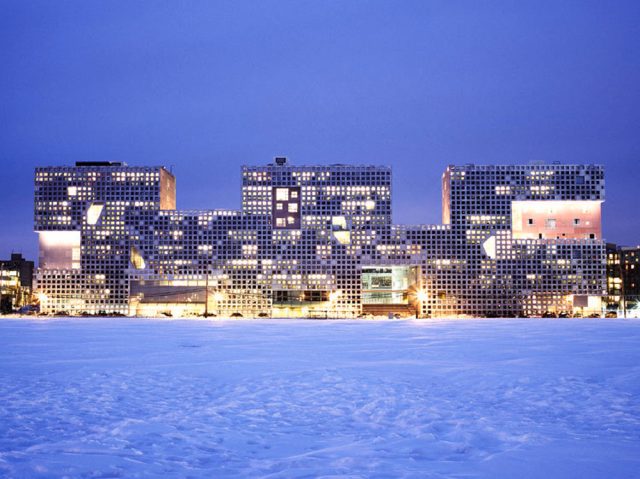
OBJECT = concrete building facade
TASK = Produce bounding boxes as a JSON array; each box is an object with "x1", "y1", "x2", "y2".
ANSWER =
[{"x1": 34, "y1": 159, "x2": 606, "y2": 318}]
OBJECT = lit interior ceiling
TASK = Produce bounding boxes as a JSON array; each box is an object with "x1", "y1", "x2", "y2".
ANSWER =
[{"x1": 87, "y1": 202, "x2": 105, "y2": 225}]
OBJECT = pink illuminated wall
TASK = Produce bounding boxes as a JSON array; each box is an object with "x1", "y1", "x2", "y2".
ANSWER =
[
  {"x1": 511, "y1": 200, "x2": 602, "y2": 240},
  {"x1": 442, "y1": 169, "x2": 451, "y2": 224}
]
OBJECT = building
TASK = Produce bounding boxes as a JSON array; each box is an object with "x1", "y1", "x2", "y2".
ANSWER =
[
  {"x1": 0, "y1": 253, "x2": 34, "y2": 312},
  {"x1": 34, "y1": 161, "x2": 175, "y2": 314},
  {"x1": 437, "y1": 163, "x2": 605, "y2": 317},
  {"x1": 34, "y1": 159, "x2": 606, "y2": 318},
  {"x1": 606, "y1": 244, "x2": 640, "y2": 317}
]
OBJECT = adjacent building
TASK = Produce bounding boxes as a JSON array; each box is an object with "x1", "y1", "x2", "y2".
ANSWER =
[
  {"x1": 34, "y1": 159, "x2": 607, "y2": 318},
  {"x1": 0, "y1": 253, "x2": 34, "y2": 312},
  {"x1": 606, "y1": 244, "x2": 640, "y2": 317}
]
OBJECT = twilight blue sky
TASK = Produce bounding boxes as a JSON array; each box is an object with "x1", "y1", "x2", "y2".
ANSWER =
[{"x1": 1, "y1": 0, "x2": 639, "y2": 262}]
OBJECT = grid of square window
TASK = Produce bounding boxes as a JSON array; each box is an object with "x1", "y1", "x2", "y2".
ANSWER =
[{"x1": 34, "y1": 161, "x2": 606, "y2": 318}]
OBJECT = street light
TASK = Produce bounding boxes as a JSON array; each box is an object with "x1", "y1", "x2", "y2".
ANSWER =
[
  {"x1": 415, "y1": 290, "x2": 429, "y2": 319},
  {"x1": 213, "y1": 291, "x2": 225, "y2": 302}
]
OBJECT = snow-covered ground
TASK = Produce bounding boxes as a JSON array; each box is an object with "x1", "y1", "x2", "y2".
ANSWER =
[{"x1": 0, "y1": 318, "x2": 639, "y2": 478}]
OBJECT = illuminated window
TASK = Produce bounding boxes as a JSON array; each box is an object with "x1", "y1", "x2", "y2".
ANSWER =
[
  {"x1": 545, "y1": 219, "x2": 557, "y2": 229},
  {"x1": 276, "y1": 218, "x2": 286, "y2": 227},
  {"x1": 276, "y1": 188, "x2": 289, "y2": 201},
  {"x1": 333, "y1": 231, "x2": 351, "y2": 245},
  {"x1": 68, "y1": 186, "x2": 77, "y2": 197},
  {"x1": 332, "y1": 216, "x2": 347, "y2": 230},
  {"x1": 276, "y1": 203, "x2": 284, "y2": 210},
  {"x1": 86, "y1": 203, "x2": 105, "y2": 225},
  {"x1": 288, "y1": 203, "x2": 298, "y2": 213},
  {"x1": 130, "y1": 246, "x2": 146, "y2": 269}
]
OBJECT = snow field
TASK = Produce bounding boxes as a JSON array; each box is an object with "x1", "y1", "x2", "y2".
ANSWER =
[{"x1": 0, "y1": 318, "x2": 639, "y2": 478}]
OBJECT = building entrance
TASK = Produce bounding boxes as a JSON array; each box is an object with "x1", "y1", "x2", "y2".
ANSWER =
[{"x1": 361, "y1": 266, "x2": 419, "y2": 317}]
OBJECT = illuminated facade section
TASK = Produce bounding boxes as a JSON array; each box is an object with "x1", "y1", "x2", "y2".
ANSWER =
[
  {"x1": 511, "y1": 200, "x2": 601, "y2": 240},
  {"x1": 435, "y1": 163, "x2": 606, "y2": 317},
  {"x1": 238, "y1": 159, "x2": 393, "y2": 317},
  {"x1": 272, "y1": 186, "x2": 301, "y2": 229},
  {"x1": 35, "y1": 159, "x2": 606, "y2": 318},
  {"x1": 34, "y1": 162, "x2": 176, "y2": 314}
]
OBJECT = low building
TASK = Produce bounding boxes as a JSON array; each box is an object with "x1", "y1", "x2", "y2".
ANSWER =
[
  {"x1": 606, "y1": 244, "x2": 640, "y2": 317},
  {"x1": 0, "y1": 253, "x2": 34, "y2": 313}
]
